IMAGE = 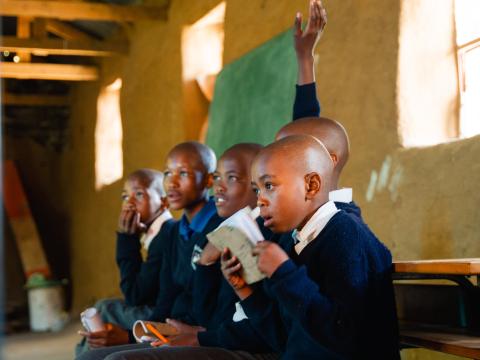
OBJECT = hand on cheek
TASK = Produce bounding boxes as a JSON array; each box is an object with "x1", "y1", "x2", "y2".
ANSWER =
[
  {"x1": 118, "y1": 209, "x2": 146, "y2": 234},
  {"x1": 252, "y1": 241, "x2": 289, "y2": 278}
]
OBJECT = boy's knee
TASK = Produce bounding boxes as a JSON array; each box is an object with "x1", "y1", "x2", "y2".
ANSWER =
[{"x1": 94, "y1": 298, "x2": 124, "y2": 313}]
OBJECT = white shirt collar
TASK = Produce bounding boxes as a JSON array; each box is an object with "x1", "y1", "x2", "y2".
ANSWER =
[
  {"x1": 292, "y1": 201, "x2": 339, "y2": 255},
  {"x1": 328, "y1": 188, "x2": 353, "y2": 203},
  {"x1": 140, "y1": 210, "x2": 173, "y2": 250}
]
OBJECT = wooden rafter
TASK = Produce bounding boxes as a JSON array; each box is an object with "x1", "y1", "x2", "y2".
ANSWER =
[
  {"x1": 44, "y1": 19, "x2": 93, "y2": 41},
  {"x1": 3, "y1": 92, "x2": 70, "y2": 106},
  {"x1": 17, "y1": 17, "x2": 32, "y2": 62},
  {"x1": 0, "y1": 62, "x2": 98, "y2": 81},
  {"x1": 1, "y1": 36, "x2": 128, "y2": 57},
  {"x1": 0, "y1": 0, "x2": 168, "y2": 21}
]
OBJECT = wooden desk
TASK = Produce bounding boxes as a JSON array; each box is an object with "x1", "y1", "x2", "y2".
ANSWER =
[
  {"x1": 401, "y1": 325, "x2": 480, "y2": 359},
  {"x1": 393, "y1": 258, "x2": 480, "y2": 359},
  {"x1": 394, "y1": 258, "x2": 480, "y2": 276}
]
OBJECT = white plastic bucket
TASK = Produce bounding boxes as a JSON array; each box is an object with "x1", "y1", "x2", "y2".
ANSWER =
[{"x1": 27, "y1": 285, "x2": 65, "y2": 332}]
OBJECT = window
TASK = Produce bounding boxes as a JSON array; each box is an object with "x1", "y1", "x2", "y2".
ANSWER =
[
  {"x1": 181, "y1": 2, "x2": 225, "y2": 142},
  {"x1": 95, "y1": 78, "x2": 123, "y2": 190},
  {"x1": 455, "y1": 0, "x2": 480, "y2": 138}
]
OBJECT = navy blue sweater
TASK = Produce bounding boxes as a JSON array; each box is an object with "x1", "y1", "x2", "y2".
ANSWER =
[
  {"x1": 150, "y1": 211, "x2": 223, "y2": 324},
  {"x1": 115, "y1": 218, "x2": 176, "y2": 306},
  {"x1": 194, "y1": 219, "x2": 274, "y2": 353},
  {"x1": 293, "y1": 82, "x2": 321, "y2": 120},
  {"x1": 241, "y1": 210, "x2": 400, "y2": 360}
]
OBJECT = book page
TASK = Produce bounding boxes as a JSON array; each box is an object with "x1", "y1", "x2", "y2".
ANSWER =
[{"x1": 207, "y1": 225, "x2": 265, "y2": 284}]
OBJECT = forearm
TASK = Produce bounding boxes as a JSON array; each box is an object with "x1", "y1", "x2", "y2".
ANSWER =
[{"x1": 296, "y1": 54, "x2": 315, "y2": 85}]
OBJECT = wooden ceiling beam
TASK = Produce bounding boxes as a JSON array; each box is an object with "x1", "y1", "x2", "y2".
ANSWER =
[
  {"x1": 44, "y1": 19, "x2": 93, "y2": 41},
  {"x1": 3, "y1": 92, "x2": 70, "y2": 106},
  {"x1": 0, "y1": 62, "x2": 98, "y2": 81},
  {"x1": 1, "y1": 36, "x2": 128, "y2": 57},
  {"x1": 0, "y1": 0, "x2": 168, "y2": 22},
  {"x1": 17, "y1": 17, "x2": 32, "y2": 62}
]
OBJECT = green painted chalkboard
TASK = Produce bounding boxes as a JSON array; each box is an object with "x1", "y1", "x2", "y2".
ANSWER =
[{"x1": 206, "y1": 29, "x2": 296, "y2": 156}]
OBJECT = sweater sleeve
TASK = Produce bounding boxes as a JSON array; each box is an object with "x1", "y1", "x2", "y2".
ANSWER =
[
  {"x1": 239, "y1": 283, "x2": 289, "y2": 352},
  {"x1": 292, "y1": 82, "x2": 321, "y2": 120},
  {"x1": 266, "y1": 246, "x2": 368, "y2": 357},
  {"x1": 192, "y1": 263, "x2": 222, "y2": 328},
  {"x1": 116, "y1": 221, "x2": 173, "y2": 306}
]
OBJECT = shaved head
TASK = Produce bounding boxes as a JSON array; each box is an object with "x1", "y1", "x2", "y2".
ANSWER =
[
  {"x1": 275, "y1": 117, "x2": 349, "y2": 188},
  {"x1": 127, "y1": 168, "x2": 165, "y2": 197},
  {"x1": 257, "y1": 135, "x2": 333, "y2": 197},
  {"x1": 168, "y1": 141, "x2": 217, "y2": 174},
  {"x1": 221, "y1": 143, "x2": 263, "y2": 164},
  {"x1": 252, "y1": 135, "x2": 334, "y2": 232}
]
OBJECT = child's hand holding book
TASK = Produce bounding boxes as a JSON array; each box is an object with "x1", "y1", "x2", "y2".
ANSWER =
[{"x1": 252, "y1": 241, "x2": 289, "y2": 278}]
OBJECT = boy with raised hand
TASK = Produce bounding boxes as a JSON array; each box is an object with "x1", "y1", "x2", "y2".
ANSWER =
[
  {"x1": 223, "y1": 135, "x2": 399, "y2": 359},
  {"x1": 76, "y1": 169, "x2": 174, "y2": 355},
  {"x1": 286, "y1": 0, "x2": 363, "y2": 221}
]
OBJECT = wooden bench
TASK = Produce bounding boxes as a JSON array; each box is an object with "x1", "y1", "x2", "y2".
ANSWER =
[{"x1": 393, "y1": 259, "x2": 480, "y2": 359}]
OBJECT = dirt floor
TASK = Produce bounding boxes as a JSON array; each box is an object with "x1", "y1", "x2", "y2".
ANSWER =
[{"x1": 3, "y1": 321, "x2": 81, "y2": 360}]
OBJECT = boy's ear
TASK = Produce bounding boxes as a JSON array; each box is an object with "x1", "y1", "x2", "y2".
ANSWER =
[
  {"x1": 329, "y1": 153, "x2": 338, "y2": 167},
  {"x1": 304, "y1": 172, "x2": 321, "y2": 200},
  {"x1": 205, "y1": 173, "x2": 214, "y2": 189}
]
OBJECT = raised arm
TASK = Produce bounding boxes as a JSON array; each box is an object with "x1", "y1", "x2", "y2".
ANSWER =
[{"x1": 292, "y1": 0, "x2": 327, "y2": 120}]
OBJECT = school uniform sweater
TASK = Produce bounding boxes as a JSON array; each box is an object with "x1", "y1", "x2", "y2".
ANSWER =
[
  {"x1": 150, "y1": 199, "x2": 223, "y2": 324},
  {"x1": 293, "y1": 82, "x2": 321, "y2": 120},
  {"x1": 241, "y1": 210, "x2": 400, "y2": 360},
  {"x1": 116, "y1": 218, "x2": 176, "y2": 306},
  {"x1": 194, "y1": 218, "x2": 275, "y2": 353}
]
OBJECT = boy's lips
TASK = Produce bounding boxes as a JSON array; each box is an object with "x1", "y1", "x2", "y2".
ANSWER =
[
  {"x1": 261, "y1": 214, "x2": 274, "y2": 227},
  {"x1": 167, "y1": 191, "x2": 182, "y2": 202},
  {"x1": 214, "y1": 195, "x2": 227, "y2": 206}
]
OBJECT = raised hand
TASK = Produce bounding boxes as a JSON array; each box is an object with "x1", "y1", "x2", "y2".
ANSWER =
[{"x1": 294, "y1": 0, "x2": 327, "y2": 58}]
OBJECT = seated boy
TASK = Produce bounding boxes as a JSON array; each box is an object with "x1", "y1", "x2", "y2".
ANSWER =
[
  {"x1": 77, "y1": 141, "x2": 224, "y2": 360},
  {"x1": 223, "y1": 135, "x2": 400, "y2": 359},
  {"x1": 76, "y1": 169, "x2": 174, "y2": 355},
  {"x1": 77, "y1": 143, "x2": 278, "y2": 360}
]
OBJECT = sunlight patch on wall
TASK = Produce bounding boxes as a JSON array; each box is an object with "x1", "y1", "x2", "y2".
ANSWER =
[
  {"x1": 455, "y1": 0, "x2": 480, "y2": 138},
  {"x1": 181, "y1": 2, "x2": 225, "y2": 142},
  {"x1": 95, "y1": 78, "x2": 123, "y2": 190}
]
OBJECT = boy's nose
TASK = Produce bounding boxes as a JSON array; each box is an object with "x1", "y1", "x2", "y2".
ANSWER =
[
  {"x1": 166, "y1": 177, "x2": 179, "y2": 189},
  {"x1": 256, "y1": 197, "x2": 267, "y2": 208}
]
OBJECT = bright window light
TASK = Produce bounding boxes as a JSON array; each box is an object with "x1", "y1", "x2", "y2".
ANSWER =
[
  {"x1": 455, "y1": 0, "x2": 480, "y2": 138},
  {"x1": 95, "y1": 78, "x2": 123, "y2": 190},
  {"x1": 182, "y1": 2, "x2": 225, "y2": 142}
]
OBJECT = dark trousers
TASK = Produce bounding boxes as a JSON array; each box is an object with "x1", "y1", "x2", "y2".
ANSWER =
[{"x1": 76, "y1": 343, "x2": 279, "y2": 360}]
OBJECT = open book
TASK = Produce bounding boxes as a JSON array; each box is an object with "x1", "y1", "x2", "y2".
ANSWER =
[
  {"x1": 207, "y1": 206, "x2": 266, "y2": 284},
  {"x1": 132, "y1": 320, "x2": 179, "y2": 343}
]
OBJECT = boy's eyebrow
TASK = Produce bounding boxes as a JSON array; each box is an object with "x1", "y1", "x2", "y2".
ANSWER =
[{"x1": 259, "y1": 174, "x2": 274, "y2": 182}]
